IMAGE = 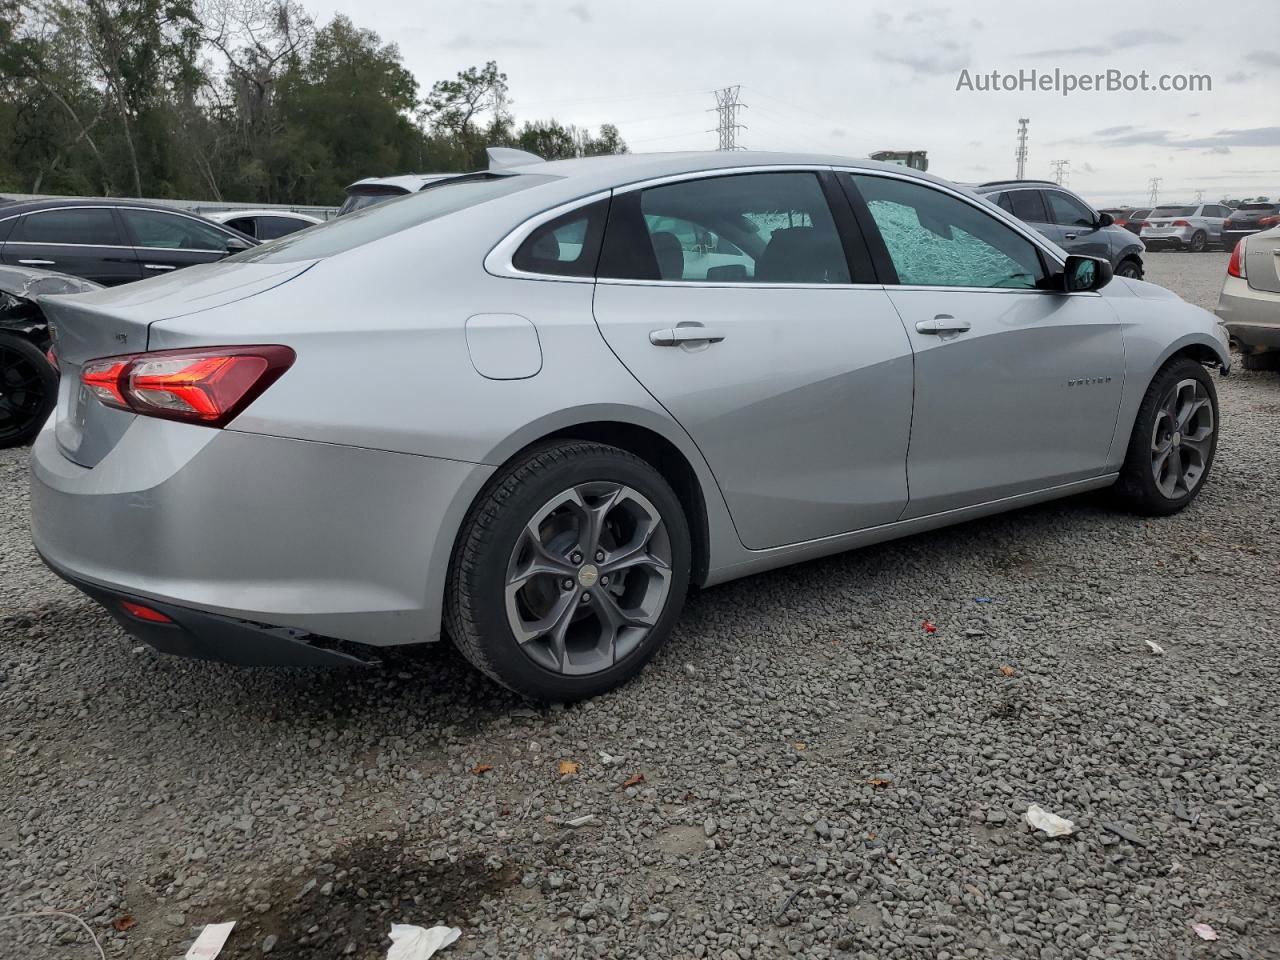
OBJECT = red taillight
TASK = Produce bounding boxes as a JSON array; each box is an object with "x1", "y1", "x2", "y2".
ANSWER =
[
  {"x1": 80, "y1": 345, "x2": 295, "y2": 427},
  {"x1": 1259, "y1": 215, "x2": 1280, "y2": 227},
  {"x1": 46, "y1": 345, "x2": 59, "y2": 372},
  {"x1": 1171, "y1": 219, "x2": 1191, "y2": 227},
  {"x1": 120, "y1": 600, "x2": 173, "y2": 623},
  {"x1": 1227, "y1": 239, "x2": 1246, "y2": 279}
]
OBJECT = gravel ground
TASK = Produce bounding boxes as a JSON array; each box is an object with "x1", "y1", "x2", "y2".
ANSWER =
[{"x1": 3, "y1": 251, "x2": 1279, "y2": 960}]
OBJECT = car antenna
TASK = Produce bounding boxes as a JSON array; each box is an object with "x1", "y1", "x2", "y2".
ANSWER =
[{"x1": 486, "y1": 147, "x2": 545, "y2": 171}]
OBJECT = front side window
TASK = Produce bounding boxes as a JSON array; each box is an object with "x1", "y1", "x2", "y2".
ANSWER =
[
  {"x1": 122, "y1": 209, "x2": 231, "y2": 250},
  {"x1": 13, "y1": 208, "x2": 122, "y2": 245},
  {"x1": 599, "y1": 172, "x2": 852, "y2": 284},
  {"x1": 1044, "y1": 191, "x2": 1096, "y2": 228},
  {"x1": 512, "y1": 200, "x2": 607, "y2": 277},
  {"x1": 851, "y1": 175, "x2": 1046, "y2": 289}
]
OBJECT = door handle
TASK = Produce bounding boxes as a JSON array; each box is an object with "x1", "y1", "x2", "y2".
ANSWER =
[
  {"x1": 649, "y1": 326, "x2": 727, "y2": 347},
  {"x1": 1064, "y1": 233, "x2": 1078, "y2": 240},
  {"x1": 143, "y1": 263, "x2": 177, "y2": 271},
  {"x1": 915, "y1": 315, "x2": 971, "y2": 335},
  {"x1": 18, "y1": 259, "x2": 56, "y2": 266}
]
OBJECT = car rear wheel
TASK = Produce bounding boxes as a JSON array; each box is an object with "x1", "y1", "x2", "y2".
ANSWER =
[
  {"x1": 1115, "y1": 358, "x2": 1218, "y2": 516},
  {"x1": 1188, "y1": 230, "x2": 1207, "y2": 252},
  {"x1": 0, "y1": 334, "x2": 57, "y2": 448},
  {"x1": 446, "y1": 440, "x2": 691, "y2": 701}
]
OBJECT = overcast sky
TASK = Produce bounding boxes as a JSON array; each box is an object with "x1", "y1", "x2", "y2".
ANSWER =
[{"x1": 314, "y1": 0, "x2": 1280, "y2": 206}]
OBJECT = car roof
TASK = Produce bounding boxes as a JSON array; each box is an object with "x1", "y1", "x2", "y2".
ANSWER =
[
  {"x1": 345, "y1": 174, "x2": 456, "y2": 193},
  {"x1": 205, "y1": 209, "x2": 323, "y2": 223},
  {"x1": 0, "y1": 196, "x2": 218, "y2": 218},
  {"x1": 973, "y1": 179, "x2": 1058, "y2": 191}
]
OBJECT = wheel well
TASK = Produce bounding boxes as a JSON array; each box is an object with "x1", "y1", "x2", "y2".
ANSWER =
[
  {"x1": 538, "y1": 421, "x2": 712, "y2": 585},
  {"x1": 1168, "y1": 343, "x2": 1224, "y2": 369}
]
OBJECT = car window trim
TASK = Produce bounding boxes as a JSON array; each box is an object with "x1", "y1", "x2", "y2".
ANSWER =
[
  {"x1": 487, "y1": 166, "x2": 891, "y2": 289},
  {"x1": 836, "y1": 168, "x2": 1077, "y2": 293},
  {"x1": 0, "y1": 204, "x2": 241, "y2": 254}
]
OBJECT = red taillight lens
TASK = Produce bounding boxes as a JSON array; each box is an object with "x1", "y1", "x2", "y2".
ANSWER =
[
  {"x1": 1227, "y1": 239, "x2": 1246, "y2": 279},
  {"x1": 80, "y1": 346, "x2": 295, "y2": 427},
  {"x1": 1259, "y1": 215, "x2": 1280, "y2": 227},
  {"x1": 1115, "y1": 219, "x2": 1129, "y2": 227},
  {"x1": 1171, "y1": 219, "x2": 1191, "y2": 227},
  {"x1": 120, "y1": 600, "x2": 173, "y2": 623}
]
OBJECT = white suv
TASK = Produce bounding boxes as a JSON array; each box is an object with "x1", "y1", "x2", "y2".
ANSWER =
[{"x1": 1141, "y1": 203, "x2": 1231, "y2": 252}]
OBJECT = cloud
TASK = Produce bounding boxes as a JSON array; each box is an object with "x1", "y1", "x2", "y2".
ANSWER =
[
  {"x1": 1225, "y1": 71, "x2": 1255, "y2": 84},
  {"x1": 830, "y1": 128, "x2": 846, "y2": 138},
  {"x1": 872, "y1": 11, "x2": 891, "y2": 27},
  {"x1": 1024, "y1": 29, "x2": 1180, "y2": 58},
  {"x1": 567, "y1": 2, "x2": 591, "y2": 23},
  {"x1": 445, "y1": 32, "x2": 540, "y2": 50},
  {"x1": 1205, "y1": 146, "x2": 1231, "y2": 155},
  {"x1": 1246, "y1": 50, "x2": 1280, "y2": 68},
  {"x1": 870, "y1": 10, "x2": 970, "y2": 77},
  {"x1": 1091, "y1": 126, "x2": 1280, "y2": 149},
  {"x1": 1082, "y1": 162, "x2": 1096, "y2": 174},
  {"x1": 1094, "y1": 125, "x2": 1136, "y2": 137}
]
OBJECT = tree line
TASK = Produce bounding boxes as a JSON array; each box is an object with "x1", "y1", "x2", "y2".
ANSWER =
[{"x1": 0, "y1": 0, "x2": 627, "y2": 205}]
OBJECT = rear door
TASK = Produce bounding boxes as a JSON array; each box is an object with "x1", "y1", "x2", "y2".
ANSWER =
[
  {"x1": 1043, "y1": 189, "x2": 1110, "y2": 259},
  {"x1": 845, "y1": 172, "x2": 1124, "y2": 517},
  {"x1": 590, "y1": 169, "x2": 915, "y2": 549},
  {"x1": 118, "y1": 208, "x2": 240, "y2": 279},
  {"x1": 0, "y1": 207, "x2": 141, "y2": 285}
]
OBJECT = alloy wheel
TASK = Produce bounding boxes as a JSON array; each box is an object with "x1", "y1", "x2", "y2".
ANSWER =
[
  {"x1": 505, "y1": 481, "x2": 672, "y2": 675},
  {"x1": 0, "y1": 342, "x2": 49, "y2": 444},
  {"x1": 1150, "y1": 378, "x2": 1214, "y2": 499}
]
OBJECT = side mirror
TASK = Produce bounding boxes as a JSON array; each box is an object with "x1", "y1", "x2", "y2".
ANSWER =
[
  {"x1": 1062, "y1": 254, "x2": 1113, "y2": 292},
  {"x1": 1097, "y1": 212, "x2": 1114, "y2": 228},
  {"x1": 224, "y1": 236, "x2": 253, "y2": 254}
]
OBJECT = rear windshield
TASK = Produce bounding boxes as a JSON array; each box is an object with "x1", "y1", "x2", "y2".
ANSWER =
[
  {"x1": 233, "y1": 174, "x2": 552, "y2": 263},
  {"x1": 1239, "y1": 203, "x2": 1277, "y2": 211},
  {"x1": 1150, "y1": 206, "x2": 1195, "y2": 217}
]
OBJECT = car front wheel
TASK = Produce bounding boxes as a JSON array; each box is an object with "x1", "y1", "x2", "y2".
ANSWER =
[
  {"x1": 1115, "y1": 358, "x2": 1218, "y2": 516},
  {"x1": 1115, "y1": 259, "x2": 1143, "y2": 279},
  {"x1": 446, "y1": 440, "x2": 691, "y2": 701}
]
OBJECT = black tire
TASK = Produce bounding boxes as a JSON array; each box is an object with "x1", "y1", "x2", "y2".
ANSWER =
[
  {"x1": 0, "y1": 334, "x2": 57, "y2": 448},
  {"x1": 1115, "y1": 358, "x2": 1219, "y2": 516},
  {"x1": 446, "y1": 440, "x2": 691, "y2": 701},
  {"x1": 1188, "y1": 231, "x2": 1207, "y2": 252},
  {"x1": 1115, "y1": 258, "x2": 1143, "y2": 279}
]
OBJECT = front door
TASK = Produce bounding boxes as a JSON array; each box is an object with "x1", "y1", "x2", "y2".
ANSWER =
[
  {"x1": 591, "y1": 170, "x2": 915, "y2": 550},
  {"x1": 1043, "y1": 189, "x2": 1111, "y2": 260},
  {"x1": 118, "y1": 208, "x2": 238, "y2": 279},
  {"x1": 1, "y1": 207, "x2": 141, "y2": 285},
  {"x1": 846, "y1": 173, "x2": 1124, "y2": 518}
]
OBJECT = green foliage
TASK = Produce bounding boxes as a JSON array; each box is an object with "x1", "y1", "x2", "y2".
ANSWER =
[{"x1": 0, "y1": 0, "x2": 627, "y2": 204}]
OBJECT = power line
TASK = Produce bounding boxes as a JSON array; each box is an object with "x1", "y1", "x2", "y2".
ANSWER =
[
  {"x1": 710, "y1": 85, "x2": 747, "y2": 151},
  {"x1": 627, "y1": 130, "x2": 712, "y2": 145}
]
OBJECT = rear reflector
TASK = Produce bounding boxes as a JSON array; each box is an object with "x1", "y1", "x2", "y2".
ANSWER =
[
  {"x1": 120, "y1": 600, "x2": 174, "y2": 623},
  {"x1": 81, "y1": 345, "x2": 295, "y2": 427}
]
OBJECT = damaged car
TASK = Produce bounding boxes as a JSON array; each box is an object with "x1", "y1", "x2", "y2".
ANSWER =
[{"x1": 0, "y1": 265, "x2": 100, "y2": 447}]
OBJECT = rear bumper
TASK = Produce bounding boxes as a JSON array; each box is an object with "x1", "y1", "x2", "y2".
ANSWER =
[
  {"x1": 44, "y1": 554, "x2": 376, "y2": 666},
  {"x1": 29, "y1": 418, "x2": 493, "y2": 650},
  {"x1": 1215, "y1": 275, "x2": 1280, "y2": 350}
]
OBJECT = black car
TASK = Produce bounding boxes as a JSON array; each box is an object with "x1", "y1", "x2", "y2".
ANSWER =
[
  {"x1": 0, "y1": 198, "x2": 256, "y2": 286},
  {"x1": 0, "y1": 265, "x2": 100, "y2": 447},
  {"x1": 1222, "y1": 202, "x2": 1280, "y2": 248}
]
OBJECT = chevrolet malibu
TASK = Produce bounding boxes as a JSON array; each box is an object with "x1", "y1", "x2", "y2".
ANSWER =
[{"x1": 31, "y1": 150, "x2": 1230, "y2": 701}]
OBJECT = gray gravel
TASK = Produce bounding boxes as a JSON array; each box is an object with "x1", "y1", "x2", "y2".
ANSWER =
[{"x1": 3, "y1": 250, "x2": 1279, "y2": 960}]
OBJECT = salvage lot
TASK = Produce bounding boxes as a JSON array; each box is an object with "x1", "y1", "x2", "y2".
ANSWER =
[{"x1": 2, "y1": 251, "x2": 1278, "y2": 959}]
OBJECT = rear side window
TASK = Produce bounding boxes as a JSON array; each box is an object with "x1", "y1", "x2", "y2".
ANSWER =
[
  {"x1": 851, "y1": 175, "x2": 1046, "y2": 289},
  {"x1": 224, "y1": 217, "x2": 257, "y2": 237},
  {"x1": 599, "y1": 172, "x2": 853, "y2": 284},
  {"x1": 13, "y1": 208, "x2": 122, "y2": 245},
  {"x1": 512, "y1": 200, "x2": 608, "y2": 277},
  {"x1": 237, "y1": 174, "x2": 552, "y2": 263},
  {"x1": 1007, "y1": 190, "x2": 1049, "y2": 224},
  {"x1": 257, "y1": 216, "x2": 310, "y2": 240},
  {"x1": 121, "y1": 209, "x2": 231, "y2": 250}
]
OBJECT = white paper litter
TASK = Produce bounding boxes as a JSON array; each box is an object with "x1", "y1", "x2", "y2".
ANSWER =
[
  {"x1": 1025, "y1": 804, "x2": 1075, "y2": 837},
  {"x1": 563, "y1": 814, "x2": 597, "y2": 828},
  {"x1": 386, "y1": 924, "x2": 461, "y2": 960},
  {"x1": 1145, "y1": 639, "x2": 1165, "y2": 655},
  {"x1": 184, "y1": 922, "x2": 236, "y2": 959},
  {"x1": 1191, "y1": 922, "x2": 1219, "y2": 941}
]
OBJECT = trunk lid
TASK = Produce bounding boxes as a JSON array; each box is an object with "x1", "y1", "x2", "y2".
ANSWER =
[
  {"x1": 1245, "y1": 230, "x2": 1280, "y2": 294},
  {"x1": 40, "y1": 259, "x2": 315, "y2": 466}
]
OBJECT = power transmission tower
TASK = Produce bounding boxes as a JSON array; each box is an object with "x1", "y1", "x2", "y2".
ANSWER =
[
  {"x1": 1014, "y1": 118, "x2": 1030, "y2": 179},
  {"x1": 1148, "y1": 177, "x2": 1162, "y2": 207},
  {"x1": 1050, "y1": 159, "x2": 1070, "y2": 186},
  {"x1": 709, "y1": 86, "x2": 747, "y2": 151},
  {"x1": 1194, "y1": 189, "x2": 1204, "y2": 203}
]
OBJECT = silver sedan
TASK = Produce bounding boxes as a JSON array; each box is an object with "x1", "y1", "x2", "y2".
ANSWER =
[{"x1": 30, "y1": 150, "x2": 1230, "y2": 700}]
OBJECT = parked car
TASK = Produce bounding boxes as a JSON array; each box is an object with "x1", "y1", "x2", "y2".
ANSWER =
[
  {"x1": 31, "y1": 150, "x2": 1229, "y2": 701},
  {"x1": 1221, "y1": 202, "x2": 1280, "y2": 249},
  {"x1": 0, "y1": 264, "x2": 100, "y2": 447},
  {"x1": 338, "y1": 174, "x2": 456, "y2": 216},
  {"x1": 1140, "y1": 203, "x2": 1232, "y2": 251},
  {"x1": 974, "y1": 181, "x2": 1146, "y2": 278},
  {"x1": 206, "y1": 209, "x2": 322, "y2": 240},
  {"x1": 1216, "y1": 227, "x2": 1280, "y2": 370},
  {"x1": 1116, "y1": 208, "x2": 1149, "y2": 235},
  {"x1": 0, "y1": 198, "x2": 256, "y2": 286}
]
